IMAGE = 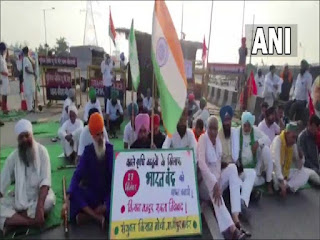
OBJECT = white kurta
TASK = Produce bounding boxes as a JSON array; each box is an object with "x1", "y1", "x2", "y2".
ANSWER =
[
  {"x1": 197, "y1": 133, "x2": 241, "y2": 232},
  {"x1": 0, "y1": 55, "x2": 9, "y2": 95},
  {"x1": 83, "y1": 100, "x2": 102, "y2": 122},
  {"x1": 263, "y1": 72, "x2": 283, "y2": 106},
  {"x1": 255, "y1": 74, "x2": 265, "y2": 98},
  {"x1": 192, "y1": 108, "x2": 210, "y2": 129},
  {"x1": 58, "y1": 119, "x2": 84, "y2": 157},
  {"x1": 123, "y1": 121, "x2": 137, "y2": 148},
  {"x1": 143, "y1": 97, "x2": 153, "y2": 111},
  {"x1": 60, "y1": 98, "x2": 72, "y2": 126},
  {"x1": 22, "y1": 57, "x2": 35, "y2": 96},
  {"x1": 0, "y1": 142, "x2": 56, "y2": 230}
]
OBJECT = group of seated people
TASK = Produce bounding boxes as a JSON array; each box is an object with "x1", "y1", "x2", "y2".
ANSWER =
[{"x1": 1, "y1": 89, "x2": 320, "y2": 239}]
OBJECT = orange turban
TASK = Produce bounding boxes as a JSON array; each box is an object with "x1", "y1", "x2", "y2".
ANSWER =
[{"x1": 89, "y1": 113, "x2": 104, "y2": 136}]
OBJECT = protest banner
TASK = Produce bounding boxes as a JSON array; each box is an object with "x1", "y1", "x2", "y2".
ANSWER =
[
  {"x1": 90, "y1": 78, "x2": 104, "y2": 97},
  {"x1": 109, "y1": 149, "x2": 202, "y2": 239},
  {"x1": 45, "y1": 70, "x2": 72, "y2": 100},
  {"x1": 39, "y1": 56, "x2": 77, "y2": 68}
]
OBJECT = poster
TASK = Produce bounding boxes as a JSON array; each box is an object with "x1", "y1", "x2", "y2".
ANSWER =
[
  {"x1": 90, "y1": 78, "x2": 104, "y2": 97},
  {"x1": 46, "y1": 70, "x2": 72, "y2": 100},
  {"x1": 109, "y1": 149, "x2": 202, "y2": 239},
  {"x1": 39, "y1": 56, "x2": 77, "y2": 68},
  {"x1": 184, "y1": 59, "x2": 193, "y2": 79}
]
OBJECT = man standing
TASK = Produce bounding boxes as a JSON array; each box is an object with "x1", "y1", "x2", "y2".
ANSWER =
[
  {"x1": 258, "y1": 107, "x2": 281, "y2": 143},
  {"x1": 0, "y1": 120, "x2": 56, "y2": 235},
  {"x1": 254, "y1": 69, "x2": 265, "y2": 98},
  {"x1": 192, "y1": 98, "x2": 210, "y2": 128},
  {"x1": 187, "y1": 93, "x2": 199, "y2": 128},
  {"x1": 263, "y1": 65, "x2": 283, "y2": 107},
  {"x1": 62, "y1": 113, "x2": 113, "y2": 228},
  {"x1": 238, "y1": 37, "x2": 247, "y2": 66},
  {"x1": 286, "y1": 60, "x2": 313, "y2": 121},
  {"x1": 0, "y1": 42, "x2": 9, "y2": 114},
  {"x1": 239, "y1": 112, "x2": 274, "y2": 193},
  {"x1": 101, "y1": 54, "x2": 114, "y2": 109},
  {"x1": 83, "y1": 88, "x2": 102, "y2": 124},
  {"x1": 58, "y1": 105, "x2": 84, "y2": 163},
  {"x1": 143, "y1": 88, "x2": 153, "y2": 114},
  {"x1": 22, "y1": 47, "x2": 36, "y2": 113},
  {"x1": 123, "y1": 103, "x2": 138, "y2": 149},
  {"x1": 271, "y1": 122, "x2": 309, "y2": 197},
  {"x1": 106, "y1": 90, "x2": 123, "y2": 139},
  {"x1": 279, "y1": 64, "x2": 293, "y2": 102}
]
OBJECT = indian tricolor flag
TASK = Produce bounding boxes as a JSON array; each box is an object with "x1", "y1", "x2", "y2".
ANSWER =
[{"x1": 151, "y1": 0, "x2": 187, "y2": 137}]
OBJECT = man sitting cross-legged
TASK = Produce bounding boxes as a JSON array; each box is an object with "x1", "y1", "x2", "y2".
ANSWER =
[
  {"x1": 0, "y1": 119, "x2": 56, "y2": 236},
  {"x1": 62, "y1": 113, "x2": 113, "y2": 229}
]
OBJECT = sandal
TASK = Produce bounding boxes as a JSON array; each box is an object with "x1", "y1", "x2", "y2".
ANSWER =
[
  {"x1": 236, "y1": 222, "x2": 251, "y2": 237},
  {"x1": 222, "y1": 226, "x2": 246, "y2": 240}
]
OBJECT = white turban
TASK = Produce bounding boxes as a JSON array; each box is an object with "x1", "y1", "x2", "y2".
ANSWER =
[
  {"x1": 68, "y1": 104, "x2": 78, "y2": 115},
  {"x1": 15, "y1": 119, "x2": 33, "y2": 136}
]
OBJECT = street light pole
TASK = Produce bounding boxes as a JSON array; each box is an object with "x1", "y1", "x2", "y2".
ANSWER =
[{"x1": 42, "y1": 7, "x2": 55, "y2": 56}]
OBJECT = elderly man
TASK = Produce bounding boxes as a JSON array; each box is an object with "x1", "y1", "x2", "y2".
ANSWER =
[
  {"x1": 106, "y1": 90, "x2": 123, "y2": 139},
  {"x1": 258, "y1": 107, "x2": 280, "y2": 143},
  {"x1": 62, "y1": 113, "x2": 113, "y2": 229},
  {"x1": 124, "y1": 103, "x2": 138, "y2": 149},
  {"x1": 162, "y1": 109, "x2": 197, "y2": 154},
  {"x1": 0, "y1": 120, "x2": 56, "y2": 235},
  {"x1": 218, "y1": 106, "x2": 257, "y2": 216},
  {"x1": 131, "y1": 113, "x2": 151, "y2": 149},
  {"x1": 83, "y1": 87, "x2": 102, "y2": 124},
  {"x1": 271, "y1": 122, "x2": 309, "y2": 197},
  {"x1": 143, "y1": 88, "x2": 153, "y2": 114},
  {"x1": 263, "y1": 65, "x2": 283, "y2": 107},
  {"x1": 198, "y1": 116, "x2": 247, "y2": 239},
  {"x1": 239, "y1": 112, "x2": 274, "y2": 194},
  {"x1": 286, "y1": 60, "x2": 313, "y2": 121},
  {"x1": 58, "y1": 104, "x2": 84, "y2": 163},
  {"x1": 60, "y1": 89, "x2": 76, "y2": 126},
  {"x1": 192, "y1": 98, "x2": 210, "y2": 128}
]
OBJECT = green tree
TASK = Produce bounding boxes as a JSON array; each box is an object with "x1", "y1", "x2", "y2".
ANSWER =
[{"x1": 55, "y1": 37, "x2": 69, "y2": 56}]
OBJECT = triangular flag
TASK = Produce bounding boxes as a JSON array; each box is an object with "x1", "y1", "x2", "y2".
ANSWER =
[
  {"x1": 109, "y1": 7, "x2": 116, "y2": 46},
  {"x1": 151, "y1": 0, "x2": 187, "y2": 137},
  {"x1": 129, "y1": 19, "x2": 140, "y2": 91}
]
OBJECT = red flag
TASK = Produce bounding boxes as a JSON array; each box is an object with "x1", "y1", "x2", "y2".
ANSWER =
[
  {"x1": 202, "y1": 36, "x2": 207, "y2": 63},
  {"x1": 308, "y1": 91, "x2": 315, "y2": 116},
  {"x1": 247, "y1": 70, "x2": 257, "y2": 97},
  {"x1": 109, "y1": 7, "x2": 116, "y2": 46}
]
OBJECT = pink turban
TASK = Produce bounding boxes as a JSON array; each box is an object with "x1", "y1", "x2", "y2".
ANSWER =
[{"x1": 135, "y1": 114, "x2": 150, "y2": 135}]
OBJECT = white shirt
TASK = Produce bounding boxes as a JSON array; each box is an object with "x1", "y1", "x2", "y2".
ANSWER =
[
  {"x1": 143, "y1": 97, "x2": 153, "y2": 111},
  {"x1": 257, "y1": 119, "x2": 280, "y2": 144},
  {"x1": 263, "y1": 72, "x2": 283, "y2": 97},
  {"x1": 58, "y1": 119, "x2": 84, "y2": 139},
  {"x1": 162, "y1": 128, "x2": 197, "y2": 155},
  {"x1": 101, "y1": 60, "x2": 113, "y2": 87},
  {"x1": 106, "y1": 99, "x2": 123, "y2": 121},
  {"x1": 60, "y1": 98, "x2": 72, "y2": 126},
  {"x1": 293, "y1": 71, "x2": 313, "y2": 101},
  {"x1": 77, "y1": 126, "x2": 109, "y2": 156},
  {"x1": 255, "y1": 74, "x2": 265, "y2": 97},
  {"x1": 0, "y1": 55, "x2": 9, "y2": 95},
  {"x1": 123, "y1": 121, "x2": 137, "y2": 148},
  {"x1": 83, "y1": 100, "x2": 102, "y2": 122},
  {"x1": 23, "y1": 56, "x2": 35, "y2": 95},
  {"x1": 192, "y1": 108, "x2": 210, "y2": 128}
]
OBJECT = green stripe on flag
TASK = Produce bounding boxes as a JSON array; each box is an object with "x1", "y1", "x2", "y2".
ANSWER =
[
  {"x1": 129, "y1": 19, "x2": 140, "y2": 91},
  {"x1": 151, "y1": 49, "x2": 184, "y2": 136}
]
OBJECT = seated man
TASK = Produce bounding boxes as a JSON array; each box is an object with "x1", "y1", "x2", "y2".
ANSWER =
[
  {"x1": 58, "y1": 104, "x2": 84, "y2": 163},
  {"x1": 78, "y1": 109, "x2": 109, "y2": 159},
  {"x1": 150, "y1": 114, "x2": 166, "y2": 148},
  {"x1": 271, "y1": 122, "x2": 309, "y2": 197},
  {"x1": 239, "y1": 112, "x2": 274, "y2": 193},
  {"x1": 193, "y1": 118, "x2": 205, "y2": 142},
  {"x1": 62, "y1": 113, "x2": 113, "y2": 228},
  {"x1": 0, "y1": 120, "x2": 56, "y2": 235},
  {"x1": 258, "y1": 107, "x2": 280, "y2": 143},
  {"x1": 192, "y1": 98, "x2": 210, "y2": 128},
  {"x1": 123, "y1": 103, "x2": 138, "y2": 149},
  {"x1": 275, "y1": 105, "x2": 289, "y2": 131},
  {"x1": 298, "y1": 115, "x2": 320, "y2": 185},
  {"x1": 131, "y1": 113, "x2": 151, "y2": 149},
  {"x1": 162, "y1": 108, "x2": 197, "y2": 154},
  {"x1": 218, "y1": 106, "x2": 257, "y2": 217},
  {"x1": 60, "y1": 89, "x2": 76, "y2": 126},
  {"x1": 106, "y1": 90, "x2": 123, "y2": 139},
  {"x1": 83, "y1": 87, "x2": 102, "y2": 124},
  {"x1": 143, "y1": 88, "x2": 153, "y2": 114},
  {"x1": 257, "y1": 102, "x2": 269, "y2": 124},
  {"x1": 187, "y1": 93, "x2": 199, "y2": 128},
  {"x1": 198, "y1": 116, "x2": 246, "y2": 239}
]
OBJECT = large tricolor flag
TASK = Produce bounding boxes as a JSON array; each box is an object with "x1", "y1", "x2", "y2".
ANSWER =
[
  {"x1": 109, "y1": 7, "x2": 116, "y2": 46},
  {"x1": 152, "y1": 0, "x2": 187, "y2": 137},
  {"x1": 129, "y1": 19, "x2": 140, "y2": 91}
]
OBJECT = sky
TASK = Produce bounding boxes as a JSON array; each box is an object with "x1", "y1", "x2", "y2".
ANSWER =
[{"x1": 0, "y1": 0, "x2": 319, "y2": 66}]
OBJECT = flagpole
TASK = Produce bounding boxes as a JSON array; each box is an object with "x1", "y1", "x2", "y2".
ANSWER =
[
  {"x1": 241, "y1": 0, "x2": 246, "y2": 37},
  {"x1": 109, "y1": 5, "x2": 112, "y2": 55},
  {"x1": 249, "y1": 14, "x2": 255, "y2": 65},
  {"x1": 180, "y1": 2, "x2": 184, "y2": 40},
  {"x1": 151, "y1": 73, "x2": 155, "y2": 148}
]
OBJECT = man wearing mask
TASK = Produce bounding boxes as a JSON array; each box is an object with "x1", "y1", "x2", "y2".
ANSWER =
[
  {"x1": 22, "y1": 47, "x2": 36, "y2": 112},
  {"x1": 254, "y1": 69, "x2": 265, "y2": 98},
  {"x1": 0, "y1": 42, "x2": 9, "y2": 115},
  {"x1": 279, "y1": 64, "x2": 293, "y2": 102},
  {"x1": 286, "y1": 60, "x2": 313, "y2": 121},
  {"x1": 101, "y1": 54, "x2": 114, "y2": 109},
  {"x1": 263, "y1": 65, "x2": 283, "y2": 107}
]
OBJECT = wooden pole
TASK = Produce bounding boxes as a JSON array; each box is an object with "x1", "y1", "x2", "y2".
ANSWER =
[
  {"x1": 241, "y1": 0, "x2": 246, "y2": 37},
  {"x1": 62, "y1": 176, "x2": 69, "y2": 235},
  {"x1": 249, "y1": 14, "x2": 255, "y2": 65},
  {"x1": 151, "y1": 73, "x2": 155, "y2": 147}
]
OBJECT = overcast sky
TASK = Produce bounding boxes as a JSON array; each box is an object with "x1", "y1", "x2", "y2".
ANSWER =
[{"x1": 1, "y1": 1, "x2": 319, "y2": 66}]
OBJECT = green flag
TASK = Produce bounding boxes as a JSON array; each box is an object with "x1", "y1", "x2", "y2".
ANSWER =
[{"x1": 129, "y1": 19, "x2": 140, "y2": 91}]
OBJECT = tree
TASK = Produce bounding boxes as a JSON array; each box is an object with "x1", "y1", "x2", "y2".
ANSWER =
[
  {"x1": 36, "y1": 44, "x2": 47, "y2": 56},
  {"x1": 55, "y1": 37, "x2": 70, "y2": 56}
]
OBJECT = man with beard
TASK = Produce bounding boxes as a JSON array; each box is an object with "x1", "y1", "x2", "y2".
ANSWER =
[
  {"x1": 0, "y1": 119, "x2": 56, "y2": 235},
  {"x1": 218, "y1": 106, "x2": 257, "y2": 220},
  {"x1": 271, "y1": 122, "x2": 309, "y2": 197},
  {"x1": 285, "y1": 60, "x2": 313, "y2": 121},
  {"x1": 130, "y1": 113, "x2": 151, "y2": 149},
  {"x1": 162, "y1": 108, "x2": 197, "y2": 154},
  {"x1": 149, "y1": 114, "x2": 166, "y2": 148},
  {"x1": 239, "y1": 112, "x2": 274, "y2": 194},
  {"x1": 83, "y1": 88, "x2": 102, "y2": 124},
  {"x1": 258, "y1": 107, "x2": 281, "y2": 143},
  {"x1": 106, "y1": 90, "x2": 123, "y2": 139},
  {"x1": 58, "y1": 104, "x2": 83, "y2": 163},
  {"x1": 62, "y1": 113, "x2": 113, "y2": 229}
]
